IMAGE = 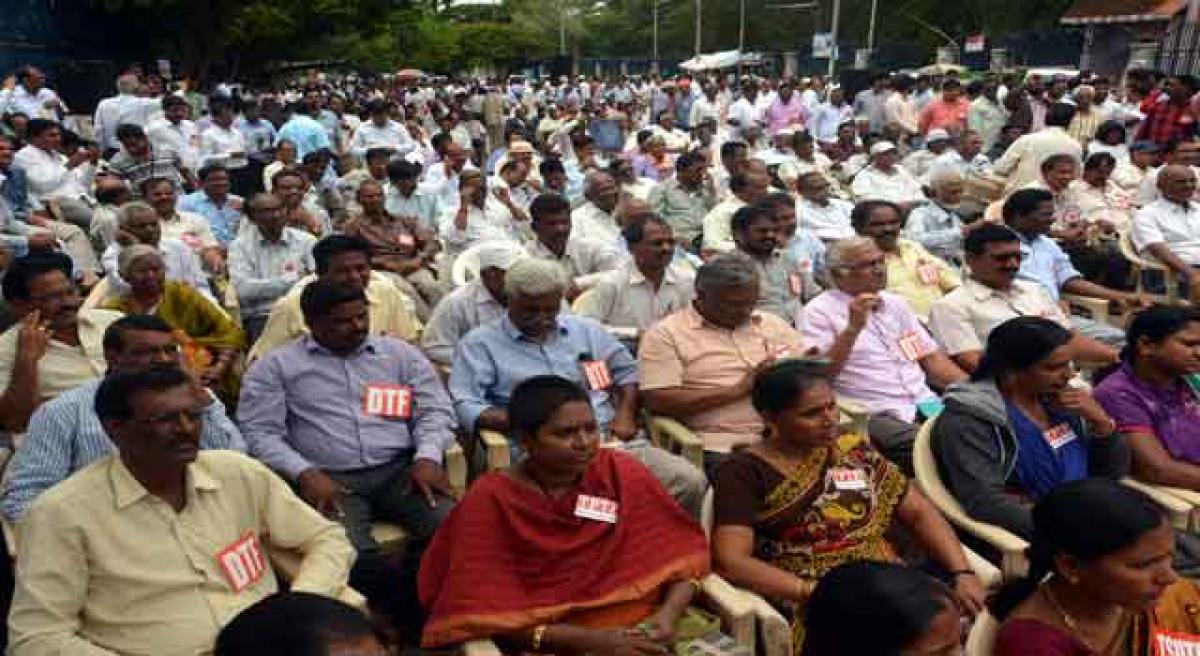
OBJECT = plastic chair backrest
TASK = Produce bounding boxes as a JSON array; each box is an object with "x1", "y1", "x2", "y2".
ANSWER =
[
  {"x1": 701, "y1": 487, "x2": 715, "y2": 539},
  {"x1": 450, "y1": 243, "x2": 487, "y2": 287},
  {"x1": 1119, "y1": 227, "x2": 1161, "y2": 270},
  {"x1": 965, "y1": 610, "x2": 999, "y2": 656},
  {"x1": 913, "y1": 418, "x2": 980, "y2": 530}
]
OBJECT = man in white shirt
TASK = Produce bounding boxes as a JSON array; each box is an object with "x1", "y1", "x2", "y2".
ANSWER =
[
  {"x1": 1132, "y1": 164, "x2": 1200, "y2": 298},
  {"x1": 12, "y1": 119, "x2": 96, "y2": 229},
  {"x1": 229, "y1": 193, "x2": 317, "y2": 342},
  {"x1": 146, "y1": 95, "x2": 200, "y2": 175},
  {"x1": 438, "y1": 169, "x2": 521, "y2": 257},
  {"x1": 571, "y1": 171, "x2": 623, "y2": 243},
  {"x1": 701, "y1": 159, "x2": 772, "y2": 255},
  {"x1": 349, "y1": 100, "x2": 414, "y2": 158},
  {"x1": 850, "y1": 141, "x2": 926, "y2": 210},
  {"x1": 524, "y1": 193, "x2": 624, "y2": 297},
  {"x1": 809, "y1": 87, "x2": 853, "y2": 144},
  {"x1": 689, "y1": 85, "x2": 721, "y2": 130},
  {"x1": 927, "y1": 130, "x2": 993, "y2": 181},
  {"x1": 199, "y1": 95, "x2": 248, "y2": 175},
  {"x1": 797, "y1": 171, "x2": 855, "y2": 240},
  {"x1": 4, "y1": 67, "x2": 67, "y2": 120},
  {"x1": 421, "y1": 242, "x2": 523, "y2": 367},
  {"x1": 727, "y1": 80, "x2": 764, "y2": 141},
  {"x1": 993, "y1": 102, "x2": 1082, "y2": 194},
  {"x1": 93, "y1": 74, "x2": 159, "y2": 156},
  {"x1": 883, "y1": 76, "x2": 920, "y2": 137},
  {"x1": 423, "y1": 141, "x2": 475, "y2": 209}
]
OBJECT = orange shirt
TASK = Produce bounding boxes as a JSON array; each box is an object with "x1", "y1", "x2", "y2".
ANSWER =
[{"x1": 919, "y1": 97, "x2": 970, "y2": 135}]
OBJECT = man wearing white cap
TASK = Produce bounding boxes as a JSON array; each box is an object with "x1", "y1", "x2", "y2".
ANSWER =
[
  {"x1": 851, "y1": 141, "x2": 926, "y2": 211},
  {"x1": 901, "y1": 128, "x2": 954, "y2": 180},
  {"x1": 420, "y1": 242, "x2": 524, "y2": 367}
]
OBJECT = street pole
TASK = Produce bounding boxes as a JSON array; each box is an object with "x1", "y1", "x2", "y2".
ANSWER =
[
  {"x1": 694, "y1": 0, "x2": 702, "y2": 56},
  {"x1": 738, "y1": 0, "x2": 746, "y2": 76},
  {"x1": 653, "y1": 0, "x2": 659, "y2": 75},
  {"x1": 867, "y1": 0, "x2": 878, "y2": 57},
  {"x1": 559, "y1": 0, "x2": 567, "y2": 56},
  {"x1": 826, "y1": 0, "x2": 840, "y2": 80}
]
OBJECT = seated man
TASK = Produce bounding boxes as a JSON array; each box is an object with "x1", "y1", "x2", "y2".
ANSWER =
[
  {"x1": 101, "y1": 200, "x2": 214, "y2": 302},
  {"x1": 340, "y1": 148, "x2": 393, "y2": 215},
  {"x1": 385, "y1": 159, "x2": 443, "y2": 233},
  {"x1": 731, "y1": 203, "x2": 815, "y2": 322},
  {"x1": 799, "y1": 237, "x2": 968, "y2": 473},
  {"x1": 437, "y1": 169, "x2": 522, "y2": 258},
  {"x1": 640, "y1": 253, "x2": 806, "y2": 480},
  {"x1": 178, "y1": 163, "x2": 245, "y2": 246},
  {"x1": 421, "y1": 243, "x2": 524, "y2": 368},
  {"x1": 249, "y1": 235, "x2": 420, "y2": 362},
  {"x1": 570, "y1": 171, "x2": 623, "y2": 243},
  {"x1": 701, "y1": 160, "x2": 772, "y2": 256},
  {"x1": 1131, "y1": 164, "x2": 1200, "y2": 300},
  {"x1": 524, "y1": 193, "x2": 623, "y2": 300},
  {"x1": 647, "y1": 151, "x2": 718, "y2": 251},
  {"x1": 240, "y1": 279, "x2": 456, "y2": 578},
  {"x1": 9, "y1": 366, "x2": 354, "y2": 655},
  {"x1": 1003, "y1": 188, "x2": 1142, "y2": 348},
  {"x1": 228, "y1": 193, "x2": 317, "y2": 344},
  {"x1": 576, "y1": 215, "x2": 695, "y2": 332},
  {"x1": 2, "y1": 314, "x2": 244, "y2": 521},
  {"x1": 929, "y1": 224, "x2": 1120, "y2": 373},
  {"x1": 796, "y1": 170, "x2": 855, "y2": 241},
  {"x1": 107, "y1": 123, "x2": 190, "y2": 195},
  {"x1": 141, "y1": 176, "x2": 223, "y2": 272},
  {"x1": 0, "y1": 253, "x2": 125, "y2": 431},
  {"x1": 850, "y1": 141, "x2": 925, "y2": 211},
  {"x1": 853, "y1": 199, "x2": 959, "y2": 322},
  {"x1": 904, "y1": 169, "x2": 968, "y2": 266},
  {"x1": 12, "y1": 118, "x2": 96, "y2": 229},
  {"x1": 449, "y1": 257, "x2": 706, "y2": 516}
]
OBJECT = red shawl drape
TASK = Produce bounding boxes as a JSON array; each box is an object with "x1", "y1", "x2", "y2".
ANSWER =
[{"x1": 418, "y1": 449, "x2": 711, "y2": 647}]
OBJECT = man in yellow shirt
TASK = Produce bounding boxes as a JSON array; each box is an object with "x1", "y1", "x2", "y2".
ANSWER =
[
  {"x1": 852, "y1": 199, "x2": 960, "y2": 322},
  {"x1": 248, "y1": 235, "x2": 421, "y2": 362},
  {"x1": 9, "y1": 365, "x2": 354, "y2": 656}
]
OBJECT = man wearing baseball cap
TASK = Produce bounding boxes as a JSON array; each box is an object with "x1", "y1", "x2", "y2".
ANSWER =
[{"x1": 851, "y1": 141, "x2": 926, "y2": 212}]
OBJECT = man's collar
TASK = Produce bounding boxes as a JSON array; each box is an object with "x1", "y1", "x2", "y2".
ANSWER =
[
  {"x1": 301, "y1": 334, "x2": 378, "y2": 356},
  {"x1": 110, "y1": 455, "x2": 219, "y2": 511},
  {"x1": 966, "y1": 275, "x2": 1013, "y2": 300},
  {"x1": 500, "y1": 314, "x2": 565, "y2": 342}
]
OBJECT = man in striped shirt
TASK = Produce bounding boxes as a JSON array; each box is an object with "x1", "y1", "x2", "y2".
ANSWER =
[{"x1": 1, "y1": 314, "x2": 244, "y2": 521}]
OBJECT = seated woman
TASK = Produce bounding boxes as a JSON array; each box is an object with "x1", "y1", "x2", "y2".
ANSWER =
[
  {"x1": 993, "y1": 478, "x2": 1200, "y2": 655},
  {"x1": 802, "y1": 561, "x2": 965, "y2": 656},
  {"x1": 711, "y1": 360, "x2": 985, "y2": 650},
  {"x1": 1096, "y1": 306, "x2": 1200, "y2": 491},
  {"x1": 933, "y1": 316, "x2": 1129, "y2": 539},
  {"x1": 419, "y1": 375, "x2": 711, "y2": 653},
  {"x1": 103, "y1": 245, "x2": 245, "y2": 404}
]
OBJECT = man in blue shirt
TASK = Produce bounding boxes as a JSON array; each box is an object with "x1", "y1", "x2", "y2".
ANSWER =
[
  {"x1": 275, "y1": 101, "x2": 332, "y2": 160},
  {"x1": 449, "y1": 257, "x2": 707, "y2": 515},
  {"x1": 2, "y1": 314, "x2": 244, "y2": 521},
  {"x1": 178, "y1": 163, "x2": 244, "y2": 245},
  {"x1": 1003, "y1": 188, "x2": 1144, "y2": 348}
]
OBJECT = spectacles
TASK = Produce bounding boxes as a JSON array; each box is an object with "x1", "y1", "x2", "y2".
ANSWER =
[{"x1": 838, "y1": 258, "x2": 886, "y2": 273}]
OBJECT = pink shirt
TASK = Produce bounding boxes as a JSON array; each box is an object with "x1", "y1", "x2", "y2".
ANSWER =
[
  {"x1": 767, "y1": 95, "x2": 810, "y2": 136},
  {"x1": 799, "y1": 290, "x2": 938, "y2": 421},
  {"x1": 919, "y1": 97, "x2": 971, "y2": 135}
]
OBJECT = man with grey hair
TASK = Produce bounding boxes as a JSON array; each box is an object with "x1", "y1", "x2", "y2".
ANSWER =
[
  {"x1": 100, "y1": 200, "x2": 213, "y2": 302},
  {"x1": 1067, "y1": 84, "x2": 1106, "y2": 147},
  {"x1": 640, "y1": 252, "x2": 807, "y2": 480},
  {"x1": 799, "y1": 236, "x2": 967, "y2": 473},
  {"x1": 92, "y1": 74, "x2": 160, "y2": 156},
  {"x1": 571, "y1": 170, "x2": 622, "y2": 243},
  {"x1": 904, "y1": 169, "x2": 968, "y2": 265},
  {"x1": 449, "y1": 257, "x2": 707, "y2": 515}
]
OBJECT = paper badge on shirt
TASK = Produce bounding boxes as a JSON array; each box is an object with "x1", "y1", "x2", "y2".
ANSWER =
[
  {"x1": 574, "y1": 494, "x2": 619, "y2": 523},
  {"x1": 829, "y1": 467, "x2": 869, "y2": 491},
  {"x1": 580, "y1": 360, "x2": 613, "y2": 391},
  {"x1": 1043, "y1": 423, "x2": 1078, "y2": 451},
  {"x1": 897, "y1": 331, "x2": 931, "y2": 361},
  {"x1": 217, "y1": 532, "x2": 267, "y2": 593},
  {"x1": 916, "y1": 261, "x2": 940, "y2": 286},
  {"x1": 362, "y1": 384, "x2": 414, "y2": 420}
]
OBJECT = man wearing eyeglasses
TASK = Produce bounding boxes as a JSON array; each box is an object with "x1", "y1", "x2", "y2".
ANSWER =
[
  {"x1": 1, "y1": 314, "x2": 244, "y2": 521},
  {"x1": 929, "y1": 223, "x2": 1119, "y2": 374},
  {"x1": 798, "y1": 236, "x2": 967, "y2": 475}
]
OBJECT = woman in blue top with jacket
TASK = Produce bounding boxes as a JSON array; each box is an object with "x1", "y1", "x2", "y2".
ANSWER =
[{"x1": 931, "y1": 316, "x2": 1129, "y2": 539}]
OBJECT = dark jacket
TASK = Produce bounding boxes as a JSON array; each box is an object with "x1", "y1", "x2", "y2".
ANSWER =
[{"x1": 931, "y1": 378, "x2": 1130, "y2": 539}]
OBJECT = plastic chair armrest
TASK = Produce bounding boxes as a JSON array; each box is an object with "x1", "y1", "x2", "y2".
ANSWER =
[
  {"x1": 1123, "y1": 478, "x2": 1193, "y2": 530},
  {"x1": 479, "y1": 429, "x2": 511, "y2": 471},
  {"x1": 699, "y1": 573, "x2": 757, "y2": 649},
  {"x1": 648, "y1": 416, "x2": 705, "y2": 469}
]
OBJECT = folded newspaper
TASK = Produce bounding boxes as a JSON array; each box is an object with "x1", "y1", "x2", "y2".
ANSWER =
[{"x1": 676, "y1": 631, "x2": 752, "y2": 656}]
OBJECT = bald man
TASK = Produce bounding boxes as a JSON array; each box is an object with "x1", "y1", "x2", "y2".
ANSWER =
[{"x1": 1131, "y1": 164, "x2": 1200, "y2": 299}]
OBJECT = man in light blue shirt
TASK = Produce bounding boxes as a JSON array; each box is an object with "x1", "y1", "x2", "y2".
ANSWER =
[
  {"x1": 1003, "y1": 187, "x2": 1144, "y2": 347},
  {"x1": 239, "y1": 278, "x2": 457, "y2": 555},
  {"x1": 448, "y1": 257, "x2": 707, "y2": 515},
  {"x1": 177, "y1": 163, "x2": 244, "y2": 244},
  {"x1": 1, "y1": 314, "x2": 244, "y2": 521},
  {"x1": 384, "y1": 160, "x2": 443, "y2": 232},
  {"x1": 275, "y1": 104, "x2": 331, "y2": 160}
]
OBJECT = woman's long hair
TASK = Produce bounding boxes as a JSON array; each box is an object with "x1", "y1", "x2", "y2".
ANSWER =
[
  {"x1": 972, "y1": 316, "x2": 1073, "y2": 382},
  {"x1": 989, "y1": 478, "x2": 1166, "y2": 619},
  {"x1": 802, "y1": 561, "x2": 955, "y2": 655}
]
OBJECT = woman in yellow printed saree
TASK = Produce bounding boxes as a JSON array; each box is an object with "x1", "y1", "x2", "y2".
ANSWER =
[
  {"x1": 711, "y1": 360, "x2": 984, "y2": 653},
  {"x1": 103, "y1": 245, "x2": 244, "y2": 405}
]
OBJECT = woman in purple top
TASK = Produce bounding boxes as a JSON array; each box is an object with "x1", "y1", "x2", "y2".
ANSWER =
[{"x1": 1094, "y1": 306, "x2": 1200, "y2": 490}]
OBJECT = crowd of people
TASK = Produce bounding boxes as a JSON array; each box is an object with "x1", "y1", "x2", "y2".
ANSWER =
[{"x1": 0, "y1": 60, "x2": 1200, "y2": 654}]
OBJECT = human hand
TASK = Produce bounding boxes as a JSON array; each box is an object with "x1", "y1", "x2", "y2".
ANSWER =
[
  {"x1": 580, "y1": 629, "x2": 668, "y2": 655},
  {"x1": 16, "y1": 310, "x2": 49, "y2": 364},
  {"x1": 847, "y1": 293, "x2": 881, "y2": 332},
  {"x1": 1118, "y1": 294, "x2": 1152, "y2": 313},
  {"x1": 953, "y1": 573, "x2": 986, "y2": 617},
  {"x1": 28, "y1": 212, "x2": 51, "y2": 228},
  {"x1": 610, "y1": 413, "x2": 639, "y2": 442},
  {"x1": 1052, "y1": 387, "x2": 1111, "y2": 426},
  {"x1": 492, "y1": 186, "x2": 512, "y2": 205},
  {"x1": 297, "y1": 468, "x2": 348, "y2": 518},
  {"x1": 67, "y1": 148, "x2": 93, "y2": 168},
  {"x1": 410, "y1": 458, "x2": 457, "y2": 507},
  {"x1": 737, "y1": 356, "x2": 779, "y2": 397}
]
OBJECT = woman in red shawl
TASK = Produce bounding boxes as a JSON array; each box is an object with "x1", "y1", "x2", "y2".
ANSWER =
[{"x1": 419, "y1": 375, "x2": 710, "y2": 653}]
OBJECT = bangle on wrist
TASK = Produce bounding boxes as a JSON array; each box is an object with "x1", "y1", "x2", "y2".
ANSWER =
[
  {"x1": 531, "y1": 625, "x2": 548, "y2": 650},
  {"x1": 1091, "y1": 417, "x2": 1117, "y2": 436}
]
